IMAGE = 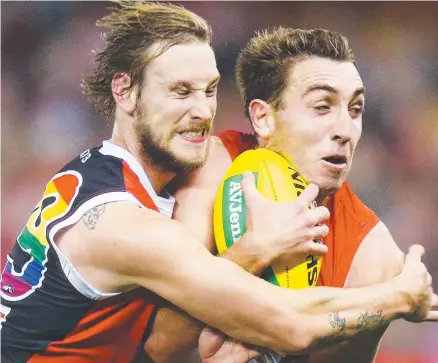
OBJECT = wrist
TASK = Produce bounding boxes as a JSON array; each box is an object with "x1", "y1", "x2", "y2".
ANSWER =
[
  {"x1": 221, "y1": 232, "x2": 275, "y2": 275},
  {"x1": 386, "y1": 276, "x2": 413, "y2": 318}
]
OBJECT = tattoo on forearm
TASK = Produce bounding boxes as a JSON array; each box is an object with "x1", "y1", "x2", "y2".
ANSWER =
[
  {"x1": 310, "y1": 311, "x2": 348, "y2": 349},
  {"x1": 82, "y1": 204, "x2": 105, "y2": 230},
  {"x1": 319, "y1": 309, "x2": 389, "y2": 349},
  {"x1": 328, "y1": 311, "x2": 347, "y2": 338},
  {"x1": 356, "y1": 309, "x2": 388, "y2": 330},
  {"x1": 329, "y1": 311, "x2": 346, "y2": 329}
]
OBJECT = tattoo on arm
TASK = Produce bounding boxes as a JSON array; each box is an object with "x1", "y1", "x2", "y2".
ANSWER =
[
  {"x1": 327, "y1": 309, "x2": 389, "y2": 337},
  {"x1": 294, "y1": 310, "x2": 388, "y2": 354},
  {"x1": 306, "y1": 311, "x2": 347, "y2": 351},
  {"x1": 323, "y1": 310, "x2": 389, "y2": 344},
  {"x1": 82, "y1": 204, "x2": 105, "y2": 230},
  {"x1": 328, "y1": 311, "x2": 347, "y2": 339},
  {"x1": 356, "y1": 309, "x2": 388, "y2": 330}
]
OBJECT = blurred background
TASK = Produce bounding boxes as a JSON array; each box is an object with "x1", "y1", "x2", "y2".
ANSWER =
[{"x1": 2, "y1": 1, "x2": 438, "y2": 362}]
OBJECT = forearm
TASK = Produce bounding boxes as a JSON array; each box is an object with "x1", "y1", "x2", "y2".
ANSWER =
[
  {"x1": 299, "y1": 222, "x2": 402, "y2": 363},
  {"x1": 219, "y1": 235, "x2": 402, "y2": 354},
  {"x1": 120, "y1": 214, "x2": 410, "y2": 355},
  {"x1": 144, "y1": 233, "x2": 270, "y2": 361},
  {"x1": 159, "y1": 261, "x2": 407, "y2": 355},
  {"x1": 144, "y1": 270, "x2": 404, "y2": 358},
  {"x1": 138, "y1": 251, "x2": 408, "y2": 355},
  {"x1": 283, "y1": 284, "x2": 405, "y2": 355}
]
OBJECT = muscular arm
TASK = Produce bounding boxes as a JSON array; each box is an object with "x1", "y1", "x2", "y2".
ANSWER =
[
  {"x1": 304, "y1": 221, "x2": 405, "y2": 363},
  {"x1": 65, "y1": 200, "x2": 414, "y2": 350},
  {"x1": 59, "y1": 190, "x2": 437, "y2": 360},
  {"x1": 143, "y1": 137, "x2": 322, "y2": 362},
  {"x1": 141, "y1": 139, "x2": 432, "y2": 362},
  {"x1": 144, "y1": 137, "x2": 268, "y2": 362}
]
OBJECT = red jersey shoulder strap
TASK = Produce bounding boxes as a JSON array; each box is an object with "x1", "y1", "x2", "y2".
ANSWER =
[
  {"x1": 317, "y1": 181, "x2": 380, "y2": 287},
  {"x1": 218, "y1": 130, "x2": 257, "y2": 161}
]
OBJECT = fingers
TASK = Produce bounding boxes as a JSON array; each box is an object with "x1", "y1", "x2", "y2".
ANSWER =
[
  {"x1": 404, "y1": 244, "x2": 425, "y2": 264},
  {"x1": 199, "y1": 326, "x2": 227, "y2": 359},
  {"x1": 303, "y1": 240, "x2": 328, "y2": 257},
  {"x1": 307, "y1": 206, "x2": 330, "y2": 226},
  {"x1": 308, "y1": 223, "x2": 329, "y2": 241},
  {"x1": 295, "y1": 183, "x2": 319, "y2": 209}
]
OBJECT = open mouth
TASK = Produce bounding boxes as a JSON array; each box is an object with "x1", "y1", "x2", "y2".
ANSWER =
[
  {"x1": 178, "y1": 128, "x2": 207, "y2": 142},
  {"x1": 322, "y1": 156, "x2": 347, "y2": 166}
]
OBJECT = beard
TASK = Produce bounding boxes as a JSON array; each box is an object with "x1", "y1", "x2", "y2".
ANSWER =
[{"x1": 134, "y1": 116, "x2": 211, "y2": 174}]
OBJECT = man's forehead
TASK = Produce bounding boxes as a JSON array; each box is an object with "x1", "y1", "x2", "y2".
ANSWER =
[
  {"x1": 146, "y1": 42, "x2": 219, "y2": 85},
  {"x1": 288, "y1": 57, "x2": 364, "y2": 95}
]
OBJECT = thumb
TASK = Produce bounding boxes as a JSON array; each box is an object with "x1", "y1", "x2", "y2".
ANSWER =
[
  {"x1": 199, "y1": 327, "x2": 226, "y2": 360},
  {"x1": 240, "y1": 171, "x2": 259, "y2": 205},
  {"x1": 405, "y1": 244, "x2": 425, "y2": 265}
]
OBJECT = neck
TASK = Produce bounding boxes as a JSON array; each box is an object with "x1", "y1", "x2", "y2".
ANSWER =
[
  {"x1": 111, "y1": 121, "x2": 175, "y2": 194},
  {"x1": 317, "y1": 195, "x2": 329, "y2": 207}
]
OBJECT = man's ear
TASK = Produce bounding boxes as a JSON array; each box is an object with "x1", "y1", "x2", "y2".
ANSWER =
[
  {"x1": 111, "y1": 72, "x2": 138, "y2": 115},
  {"x1": 248, "y1": 99, "x2": 275, "y2": 140}
]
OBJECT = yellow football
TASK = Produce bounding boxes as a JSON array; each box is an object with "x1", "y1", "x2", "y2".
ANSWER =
[{"x1": 213, "y1": 148, "x2": 322, "y2": 289}]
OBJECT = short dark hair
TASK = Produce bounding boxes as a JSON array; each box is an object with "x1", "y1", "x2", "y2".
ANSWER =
[
  {"x1": 235, "y1": 27, "x2": 355, "y2": 118},
  {"x1": 81, "y1": 1, "x2": 212, "y2": 119}
]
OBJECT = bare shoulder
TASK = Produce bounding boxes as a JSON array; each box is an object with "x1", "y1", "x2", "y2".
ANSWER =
[
  {"x1": 57, "y1": 201, "x2": 184, "y2": 292},
  {"x1": 345, "y1": 221, "x2": 404, "y2": 287},
  {"x1": 170, "y1": 136, "x2": 232, "y2": 251}
]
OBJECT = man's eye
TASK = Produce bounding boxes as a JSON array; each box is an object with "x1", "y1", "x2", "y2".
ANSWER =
[
  {"x1": 350, "y1": 106, "x2": 364, "y2": 116},
  {"x1": 206, "y1": 88, "x2": 217, "y2": 96},
  {"x1": 315, "y1": 105, "x2": 330, "y2": 111},
  {"x1": 176, "y1": 89, "x2": 190, "y2": 96}
]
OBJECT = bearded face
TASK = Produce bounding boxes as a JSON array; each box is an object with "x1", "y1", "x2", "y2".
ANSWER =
[
  {"x1": 134, "y1": 112, "x2": 213, "y2": 173},
  {"x1": 133, "y1": 42, "x2": 219, "y2": 173}
]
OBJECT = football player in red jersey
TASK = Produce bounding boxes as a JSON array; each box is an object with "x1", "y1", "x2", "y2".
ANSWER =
[{"x1": 141, "y1": 28, "x2": 438, "y2": 363}]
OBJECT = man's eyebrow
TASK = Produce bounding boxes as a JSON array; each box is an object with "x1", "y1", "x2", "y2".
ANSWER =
[
  {"x1": 351, "y1": 87, "x2": 365, "y2": 100},
  {"x1": 208, "y1": 75, "x2": 221, "y2": 87},
  {"x1": 302, "y1": 84, "x2": 366, "y2": 99},
  {"x1": 169, "y1": 80, "x2": 192, "y2": 91},
  {"x1": 169, "y1": 76, "x2": 221, "y2": 91},
  {"x1": 302, "y1": 84, "x2": 338, "y2": 97}
]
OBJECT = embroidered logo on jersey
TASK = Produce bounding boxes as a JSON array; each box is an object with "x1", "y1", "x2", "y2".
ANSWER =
[{"x1": 1, "y1": 171, "x2": 82, "y2": 301}]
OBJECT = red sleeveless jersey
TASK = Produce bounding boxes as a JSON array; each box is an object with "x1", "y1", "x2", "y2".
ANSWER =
[{"x1": 218, "y1": 130, "x2": 379, "y2": 288}]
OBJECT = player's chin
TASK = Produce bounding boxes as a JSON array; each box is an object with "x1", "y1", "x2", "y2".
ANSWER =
[
  {"x1": 173, "y1": 149, "x2": 208, "y2": 171},
  {"x1": 314, "y1": 176, "x2": 345, "y2": 197}
]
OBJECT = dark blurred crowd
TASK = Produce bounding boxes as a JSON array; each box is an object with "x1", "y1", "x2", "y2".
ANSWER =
[{"x1": 2, "y1": 2, "x2": 438, "y2": 361}]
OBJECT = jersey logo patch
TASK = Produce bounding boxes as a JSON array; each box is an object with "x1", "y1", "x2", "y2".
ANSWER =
[{"x1": 1, "y1": 171, "x2": 82, "y2": 301}]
